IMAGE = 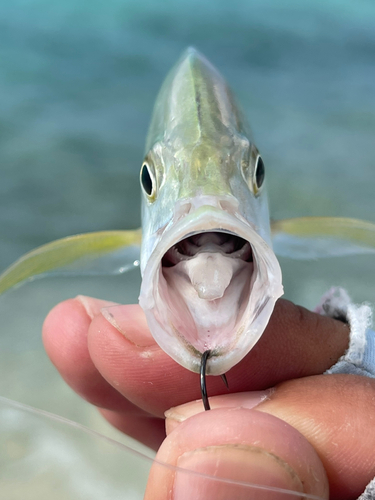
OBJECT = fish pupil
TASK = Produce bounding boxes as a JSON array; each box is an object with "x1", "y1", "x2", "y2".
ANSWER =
[
  {"x1": 255, "y1": 156, "x2": 265, "y2": 189},
  {"x1": 141, "y1": 163, "x2": 153, "y2": 196}
]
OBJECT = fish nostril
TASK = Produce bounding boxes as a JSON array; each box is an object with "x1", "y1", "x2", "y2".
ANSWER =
[
  {"x1": 219, "y1": 199, "x2": 239, "y2": 213},
  {"x1": 173, "y1": 201, "x2": 192, "y2": 223},
  {"x1": 179, "y1": 202, "x2": 192, "y2": 216}
]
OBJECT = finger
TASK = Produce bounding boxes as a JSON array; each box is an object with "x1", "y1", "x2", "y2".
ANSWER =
[
  {"x1": 87, "y1": 298, "x2": 349, "y2": 416},
  {"x1": 87, "y1": 307, "x2": 200, "y2": 417},
  {"x1": 42, "y1": 297, "x2": 159, "y2": 417},
  {"x1": 145, "y1": 408, "x2": 329, "y2": 500},
  {"x1": 43, "y1": 296, "x2": 167, "y2": 449},
  {"x1": 232, "y1": 298, "x2": 350, "y2": 389},
  {"x1": 165, "y1": 374, "x2": 375, "y2": 500}
]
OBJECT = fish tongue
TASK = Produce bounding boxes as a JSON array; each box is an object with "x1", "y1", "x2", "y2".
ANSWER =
[{"x1": 183, "y1": 252, "x2": 240, "y2": 300}]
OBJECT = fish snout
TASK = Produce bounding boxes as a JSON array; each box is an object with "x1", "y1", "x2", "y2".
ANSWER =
[{"x1": 174, "y1": 195, "x2": 240, "y2": 221}]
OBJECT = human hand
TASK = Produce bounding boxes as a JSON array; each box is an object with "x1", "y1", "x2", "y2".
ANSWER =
[{"x1": 43, "y1": 297, "x2": 375, "y2": 499}]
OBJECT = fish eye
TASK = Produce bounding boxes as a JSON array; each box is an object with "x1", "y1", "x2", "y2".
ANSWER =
[
  {"x1": 140, "y1": 162, "x2": 156, "y2": 199},
  {"x1": 253, "y1": 155, "x2": 265, "y2": 193}
]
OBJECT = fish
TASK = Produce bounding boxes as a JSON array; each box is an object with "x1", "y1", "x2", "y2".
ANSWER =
[{"x1": 1, "y1": 47, "x2": 375, "y2": 384}]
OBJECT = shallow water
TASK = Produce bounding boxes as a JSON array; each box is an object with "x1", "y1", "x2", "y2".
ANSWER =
[
  {"x1": 1, "y1": 0, "x2": 375, "y2": 302},
  {"x1": 0, "y1": 0, "x2": 375, "y2": 497}
]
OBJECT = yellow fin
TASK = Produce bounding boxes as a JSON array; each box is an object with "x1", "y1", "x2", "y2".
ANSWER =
[
  {"x1": 271, "y1": 217, "x2": 375, "y2": 259},
  {"x1": 0, "y1": 230, "x2": 142, "y2": 294}
]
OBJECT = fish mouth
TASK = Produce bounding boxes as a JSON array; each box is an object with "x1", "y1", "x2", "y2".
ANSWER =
[{"x1": 139, "y1": 206, "x2": 283, "y2": 375}]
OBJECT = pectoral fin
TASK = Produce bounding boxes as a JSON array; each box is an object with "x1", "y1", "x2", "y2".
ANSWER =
[
  {"x1": 271, "y1": 217, "x2": 375, "y2": 259},
  {"x1": 0, "y1": 230, "x2": 142, "y2": 294}
]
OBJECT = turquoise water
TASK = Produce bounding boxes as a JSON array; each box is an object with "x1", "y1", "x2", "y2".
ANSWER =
[
  {"x1": 1, "y1": 0, "x2": 375, "y2": 272},
  {"x1": 0, "y1": 1, "x2": 375, "y2": 497}
]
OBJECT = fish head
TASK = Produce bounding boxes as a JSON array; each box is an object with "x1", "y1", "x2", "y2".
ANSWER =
[{"x1": 139, "y1": 48, "x2": 283, "y2": 375}]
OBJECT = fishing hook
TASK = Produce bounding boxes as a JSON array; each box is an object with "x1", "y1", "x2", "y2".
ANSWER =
[
  {"x1": 200, "y1": 350, "x2": 211, "y2": 411},
  {"x1": 200, "y1": 351, "x2": 230, "y2": 411}
]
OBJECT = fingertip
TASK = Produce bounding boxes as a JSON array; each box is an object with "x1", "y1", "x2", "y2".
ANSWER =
[
  {"x1": 75, "y1": 295, "x2": 120, "y2": 320},
  {"x1": 42, "y1": 297, "x2": 132, "y2": 410},
  {"x1": 42, "y1": 296, "x2": 122, "y2": 367},
  {"x1": 42, "y1": 298, "x2": 91, "y2": 364},
  {"x1": 146, "y1": 408, "x2": 329, "y2": 499},
  {"x1": 99, "y1": 303, "x2": 153, "y2": 347}
]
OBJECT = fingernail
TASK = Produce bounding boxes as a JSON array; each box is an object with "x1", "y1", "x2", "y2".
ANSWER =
[
  {"x1": 75, "y1": 295, "x2": 119, "y2": 320},
  {"x1": 101, "y1": 304, "x2": 154, "y2": 347},
  {"x1": 166, "y1": 390, "x2": 274, "y2": 422},
  {"x1": 173, "y1": 444, "x2": 304, "y2": 499}
]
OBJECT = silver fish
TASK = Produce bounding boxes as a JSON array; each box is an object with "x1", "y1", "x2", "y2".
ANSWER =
[{"x1": 1, "y1": 47, "x2": 375, "y2": 379}]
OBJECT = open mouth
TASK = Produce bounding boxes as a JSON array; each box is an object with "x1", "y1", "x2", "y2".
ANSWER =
[
  {"x1": 163, "y1": 232, "x2": 253, "y2": 266},
  {"x1": 139, "y1": 205, "x2": 283, "y2": 374},
  {"x1": 159, "y1": 231, "x2": 256, "y2": 354}
]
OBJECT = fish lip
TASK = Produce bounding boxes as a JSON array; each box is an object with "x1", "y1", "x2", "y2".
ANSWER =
[
  {"x1": 142, "y1": 204, "x2": 271, "y2": 277},
  {"x1": 139, "y1": 206, "x2": 283, "y2": 375},
  {"x1": 142, "y1": 205, "x2": 254, "y2": 270}
]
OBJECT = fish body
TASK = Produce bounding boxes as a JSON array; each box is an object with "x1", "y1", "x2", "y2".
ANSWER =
[{"x1": 1, "y1": 48, "x2": 375, "y2": 377}]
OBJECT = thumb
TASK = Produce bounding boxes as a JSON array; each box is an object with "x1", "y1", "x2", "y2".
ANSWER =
[
  {"x1": 145, "y1": 403, "x2": 328, "y2": 499},
  {"x1": 164, "y1": 374, "x2": 375, "y2": 499}
]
